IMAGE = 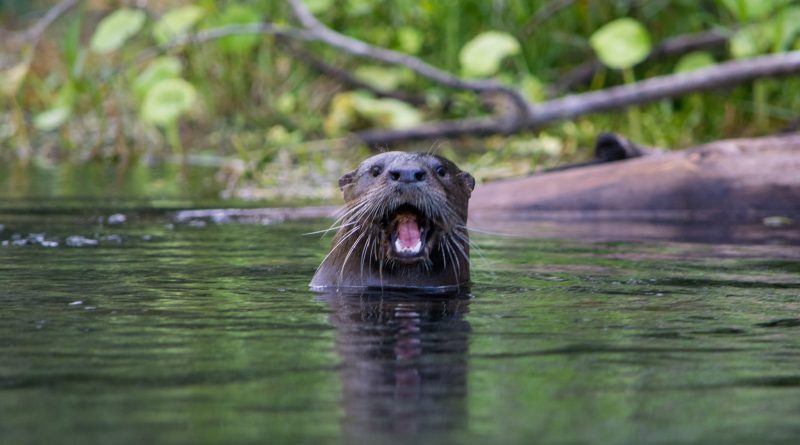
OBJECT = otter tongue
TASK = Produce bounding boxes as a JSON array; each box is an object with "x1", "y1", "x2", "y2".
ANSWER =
[{"x1": 396, "y1": 215, "x2": 421, "y2": 250}]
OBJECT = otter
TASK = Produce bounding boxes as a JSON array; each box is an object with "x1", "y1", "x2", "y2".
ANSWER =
[{"x1": 309, "y1": 151, "x2": 475, "y2": 292}]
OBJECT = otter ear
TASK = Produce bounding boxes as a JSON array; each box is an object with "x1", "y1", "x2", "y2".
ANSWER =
[
  {"x1": 338, "y1": 171, "x2": 356, "y2": 190},
  {"x1": 459, "y1": 171, "x2": 475, "y2": 193}
]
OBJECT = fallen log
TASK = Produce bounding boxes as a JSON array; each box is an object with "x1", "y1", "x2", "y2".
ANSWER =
[{"x1": 470, "y1": 132, "x2": 800, "y2": 221}]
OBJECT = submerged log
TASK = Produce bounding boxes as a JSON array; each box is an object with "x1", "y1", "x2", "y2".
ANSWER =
[{"x1": 470, "y1": 132, "x2": 800, "y2": 221}]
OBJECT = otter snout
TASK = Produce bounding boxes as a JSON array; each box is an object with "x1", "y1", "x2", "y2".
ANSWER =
[{"x1": 388, "y1": 167, "x2": 426, "y2": 183}]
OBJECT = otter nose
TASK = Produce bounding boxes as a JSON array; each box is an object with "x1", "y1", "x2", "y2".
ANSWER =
[{"x1": 389, "y1": 168, "x2": 426, "y2": 183}]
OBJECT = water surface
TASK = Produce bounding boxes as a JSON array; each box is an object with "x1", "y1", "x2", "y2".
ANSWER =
[{"x1": 1, "y1": 208, "x2": 799, "y2": 444}]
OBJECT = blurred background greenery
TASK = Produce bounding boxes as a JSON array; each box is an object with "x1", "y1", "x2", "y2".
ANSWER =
[{"x1": 2, "y1": 0, "x2": 799, "y2": 202}]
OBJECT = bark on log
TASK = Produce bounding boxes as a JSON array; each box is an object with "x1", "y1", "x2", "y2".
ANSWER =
[{"x1": 469, "y1": 132, "x2": 800, "y2": 221}]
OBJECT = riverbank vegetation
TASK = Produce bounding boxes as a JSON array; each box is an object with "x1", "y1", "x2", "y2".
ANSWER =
[{"x1": 2, "y1": 0, "x2": 800, "y2": 200}]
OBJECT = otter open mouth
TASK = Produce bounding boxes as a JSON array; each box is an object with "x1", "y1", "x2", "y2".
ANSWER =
[{"x1": 387, "y1": 204, "x2": 430, "y2": 260}]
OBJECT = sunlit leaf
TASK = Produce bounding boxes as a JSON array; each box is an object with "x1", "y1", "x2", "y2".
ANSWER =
[
  {"x1": 730, "y1": 25, "x2": 768, "y2": 58},
  {"x1": 397, "y1": 27, "x2": 423, "y2": 54},
  {"x1": 303, "y1": 0, "x2": 334, "y2": 14},
  {"x1": 721, "y1": 0, "x2": 792, "y2": 21},
  {"x1": 346, "y1": 0, "x2": 377, "y2": 17},
  {"x1": 354, "y1": 66, "x2": 404, "y2": 91},
  {"x1": 141, "y1": 78, "x2": 197, "y2": 126},
  {"x1": 324, "y1": 92, "x2": 358, "y2": 136},
  {"x1": 352, "y1": 95, "x2": 422, "y2": 129},
  {"x1": 276, "y1": 92, "x2": 297, "y2": 114},
  {"x1": 0, "y1": 60, "x2": 30, "y2": 97},
  {"x1": 589, "y1": 18, "x2": 652, "y2": 70},
  {"x1": 459, "y1": 31, "x2": 520, "y2": 77},
  {"x1": 153, "y1": 6, "x2": 205, "y2": 45},
  {"x1": 207, "y1": 5, "x2": 263, "y2": 54},
  {"x1": 89, "y1": 8, "x2": 146, "y2": 54},
  {"x1": 777, "y1": 7, "x2": 800, "y2": 51},
  {"x1": 133, "y1": 57, "x2": 183, "y2": 100},
  {"x1": 674, "y1": 51, "x2": 716, "y2": 73},
  {"x1": 34, "y1": 107, "x2": 71, "y2": 131},
  {"x1": 518, "y1": 75, "x2": 545, "y2": 103}
]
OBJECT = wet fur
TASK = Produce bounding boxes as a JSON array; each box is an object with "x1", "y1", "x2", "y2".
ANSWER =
[{"x1": 310, "y1": 152, "x2": 474, "y2": 291}]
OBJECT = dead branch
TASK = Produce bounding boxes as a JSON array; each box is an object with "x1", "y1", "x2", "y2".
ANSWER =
[
  {"x1": 7, "y1": 0, "x2": 80, "y2": 45},
  {"x1": 356, "y1": 50, "x2": 800, "y2": 146},
  {"x1": 551, "y1": 29, "x2": 729, "y2": 95},
  {"x1": 276, "y1": 39, "x2": 429, "y2": 106},
  {"x1": 286, "y1": 0, "x2": 533, "y2": 118}
]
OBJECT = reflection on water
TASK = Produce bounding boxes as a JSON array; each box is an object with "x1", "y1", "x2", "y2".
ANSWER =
[
  {"x1": 1, "y1": 208, "x2": 799, "y2": 444},
  {"x1": 320, "y1": 292, "x2": 470, "y2": 441}
]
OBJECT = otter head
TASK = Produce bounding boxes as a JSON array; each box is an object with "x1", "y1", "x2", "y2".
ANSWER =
[{"x1": 311, "y1": 152, "x2": 475, "y2": 292}]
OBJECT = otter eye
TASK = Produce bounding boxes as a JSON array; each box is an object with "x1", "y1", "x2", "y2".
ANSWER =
[
  {"x1": 370, "y1": 165, "x2": 383, "y2": 177},
  {"x1": 435, "y1": 165, "x2": 447, "y2": 177}
]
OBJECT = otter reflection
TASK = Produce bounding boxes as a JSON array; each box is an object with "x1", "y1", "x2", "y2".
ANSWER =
[{"x1": 319, "y1": 291, "x2": 471, "y2": 439}]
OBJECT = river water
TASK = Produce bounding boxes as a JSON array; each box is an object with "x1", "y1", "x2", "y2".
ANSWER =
[{"x1": 2, "y1": 201, "x2": 799, "y2": 445}]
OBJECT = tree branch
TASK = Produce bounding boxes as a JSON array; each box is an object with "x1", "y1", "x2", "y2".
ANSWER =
[
  {"x1": 551, "y1": 29, "x2": 729, "y2": 95},
  {"x1": 286, "y1": 0, "x2": 533, "y2": 119},
  {"x1": 9, "y1": 0, "x2": 81, "y2": 44},
  {"x1": 276, "y1": 39, "x2": 429, "y2": 106},
  {"x1": 356, "y1": 50, "x2": 800, "y2": 146}
]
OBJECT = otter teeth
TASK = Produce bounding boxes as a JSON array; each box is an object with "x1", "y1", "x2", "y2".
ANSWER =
[{"x1": 394, "y1": 238, "x2": 422, "y2": 254}]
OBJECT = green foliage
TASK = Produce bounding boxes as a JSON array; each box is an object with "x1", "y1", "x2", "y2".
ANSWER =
[
  {"x1": 720, "y1": 0, "x2": 793, "y2": 21},
  {"x1": 152, "y1": 5, "x2": 205, "y2": 45},
  {"x1": 459, "y1": 31, "x2": 521, "y2": 77},
  {"x1": 133, "y1": 57, "x2": 184, "y2": 100},
  {"x1": 589, "y1": 18, "x2": 652, "y2": 70},
  {"x1": 4, "y1": 0, "x2": 800, "y2": 197},
  {"x1": 324, "y1": 91, "x2": 422, "y2": 135},
  {"x1": 141, "y1": 78, "x2": 197, "y2": 126},
  {"x1": 674, "y1": 52, "x2": 717, "y2": 74},
  {"x1": 206, "y1": 4, "x2": 263, "y2": 54},
  {"x1": 353, "y1": 66, "x2": 411, "y2": 91},
  {"x1": 0, "y1": 59, "x2": 30, "y2": 97},
  {"x1": 89, "y1": 8, "x2": 146, "y2": 54}
]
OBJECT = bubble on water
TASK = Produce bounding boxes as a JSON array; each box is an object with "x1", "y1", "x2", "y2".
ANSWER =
[
  {"x1": 107, "y1": 213, "x2": 127, "y2": 225},
  {"x1": 69, "y1": 300, "x2": 84, "y2": 306},
  {"x1": 66, "y1": 236, "x2": 99, "y2": 247},
  {"x1": 102, "y1": 235, "x2": 123, "y2": 244},
  {"x1": 41, "y1": 240, "x2": 59, "y2": 248}
]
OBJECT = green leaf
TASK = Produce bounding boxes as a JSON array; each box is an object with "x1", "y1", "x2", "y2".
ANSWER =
[
  {"x1": 353, "y1": 66, "x2": 404, "y2": 91},
  {"x1": 674, "y1": 51, "x2": 717, "y2": 73},
  {"x1": 34, "y1": 107, "x2": 71, "y2": 131},
  {"x1": 459, "y1": 31, "x2": 521, "y2": 77},
  {"x1": 352, "y1": 95, "x2": 422, "y2": 129},
  {"x1": 721, "y1": 0, "x2": 792, "y2": 21},
  {"x1": 141, "y1": 78, "x2": 197, "y2": 126},
  {"x1": 303, "y1": 0, "x2": 334, "y2": 14},
  {"x1": 777, "y1": 7, "x2": 800, "y2": 51},
  {"x1": 730, "y1": 25, "x2": 769, "y2": 58},
  {"x1": 206, "y1": 5, "x2": 263, "y2": 54},
  {"x1": 153, "y1": 6, "x2": 205, "y2": 45},
  {"x1": 346, "y1": 0, "x2": 377, "y2": 17},
  {"x1": 133, "y1": 57, "x2": 183, "y2": 100},
  {"x1": 518, "y1": 75, "x2": 545, "y2": 103},
  {"x1": 0, "y1": 59, "x2": 30, "y2": 97},
  {"x1": 589, "y1": 18, "x2": 652, "y2": 70},
  {"x1": 89, "y1": 8, "x2": 146, "y2": 54},
  {"x1": 397, "y1": 27, "x2": 423, "y2": 54}
]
